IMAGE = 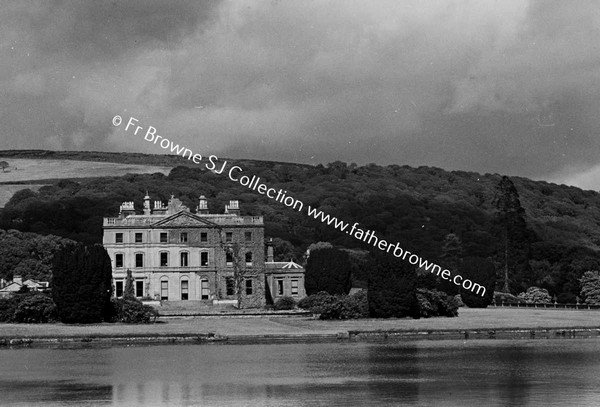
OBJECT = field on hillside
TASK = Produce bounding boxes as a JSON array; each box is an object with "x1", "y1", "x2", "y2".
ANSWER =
[
  {"x1": 0, "y1": 158, "x2": 172, "y2": 207},
  {"x1": 0, "y1": 184, "x2": 46, "y2": 208}
]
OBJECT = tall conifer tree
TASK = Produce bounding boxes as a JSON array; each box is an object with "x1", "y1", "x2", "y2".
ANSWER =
[{"x1": 492, "y1": 176, "x2": 535, "y2": 293}]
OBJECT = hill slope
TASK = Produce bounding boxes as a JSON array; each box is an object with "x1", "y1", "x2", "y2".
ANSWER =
[{"x1": 1, "y1": 150, "x2": 599, "y2": 301}]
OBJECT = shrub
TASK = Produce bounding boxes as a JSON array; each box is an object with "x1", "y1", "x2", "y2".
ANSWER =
[
  {"x1": 297, "y1": 291, "x2": 337, "y2": 313},
  {"x1": 416, "y1": 289, "x2": 459, "y2": 318},
  {"x1": 580, "y1": 271, "x2": 600, "y2": 305},
  {"x1": 13, "y1": 294, "x2": 57, "y2": 323},
  {"x1": 517, "y1": 286, "x2": 552, "y2": 304},
  {"x1": 319, "y1": 290, "x2": 369, "y2": 320},
  {"x1": 454, "y1": 294, "x2": 464, "y2": 307},
  {"x1": 494, "y1": 291, "x2": 523, "y2": 305},
  {"x1": 274, "y1": 296, "x2": 296, "y2": 311},
  {"x1": 111, "y1": 298, "x2": 158, "y2": 323}
]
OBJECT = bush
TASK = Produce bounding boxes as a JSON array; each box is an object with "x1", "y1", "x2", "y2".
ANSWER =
[
  {"x1": 580, "y1": 271, "x2": 600, "y2": 305},
  {"x1": 454, "y1": 294, "x2": 464, "y2": 307},
  {"x1": 517, "y1": 286, "x2": 552, "y2": 304},
  {"x1": 274, "y1": 296, "x2": 296, "y2": 311},
  {"x1": 111, "y1": 298, "x2": 158, "y2": 323},
  {"x1": 416, "y1": 289, "x2": 459, "y2": 318},
  {"x1": 13, "y1": 294, "x2": 57, "y2": 323},
  {"x1": 297, "y1": 291, "x2": 337, "y2": 313},
  {"x1": 319, "y1": 290, "x2": 369, "y2": 320},
  {"x1": 494, "y1": 291, "x2": 523, "y2": 305}
]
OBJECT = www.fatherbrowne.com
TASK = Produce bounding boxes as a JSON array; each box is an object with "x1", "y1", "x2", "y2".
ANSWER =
[
  {"x1": 113, "y1": 114, "x2": 486, "y2": 297},
  {"x1": 306, "y1": 207, "x2": 486, "y2": 297}
]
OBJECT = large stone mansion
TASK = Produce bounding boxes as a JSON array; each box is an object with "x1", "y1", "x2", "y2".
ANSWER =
[{"x1": 102, "y1": 194, "x2": 306, "y2": 307}]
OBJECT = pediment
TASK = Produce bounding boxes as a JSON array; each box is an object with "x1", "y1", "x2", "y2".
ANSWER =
[{"x1": 152, "y1": 211, "x2": 217, "y2": 228}]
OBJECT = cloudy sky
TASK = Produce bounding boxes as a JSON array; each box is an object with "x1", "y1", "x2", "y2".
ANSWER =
[{"x1": 2, "y1": 0, "x2": 600, "y2": 189}]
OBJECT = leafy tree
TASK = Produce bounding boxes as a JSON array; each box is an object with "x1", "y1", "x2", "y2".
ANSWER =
[
  {"x1": 492, "y1": 176, "x2": 536, "y2": 293},
  {"x1": 52, "y1": 244, "x2": 113, "y2": 323},
  {"x1": 0, "y1": 161, "x2": 8, "y2": 172},
  {"x1": 367, "y1": 251, "x2": 420, "y2": 318},
  {"x1": 460, "y1": 257, "x2": 496, "y2": 308},
  {"x1": 517, "y1": 287, "x2": 552, "y2": 304},
  {"x1": 580, "y1": 271, "x2": 600, "y2": 305},
  {"x1": 305, "y1": 247, "x2": 351, "y2": 295},
  {"x1": 307, "y1": 241, "x2": 333, "y2": 253},
  {"x1": 124, "y1": 269, "x2": 135, "y2": 300}
]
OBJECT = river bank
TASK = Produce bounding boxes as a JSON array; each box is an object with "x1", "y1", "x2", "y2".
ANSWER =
[{"x1": 1, "y1": 308, "x2": 599, "y2": 348}]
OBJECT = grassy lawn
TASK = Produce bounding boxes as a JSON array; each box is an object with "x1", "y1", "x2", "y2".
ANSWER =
[{"x1": 1, "y1": 308, "x2": 599, "y2": 339}]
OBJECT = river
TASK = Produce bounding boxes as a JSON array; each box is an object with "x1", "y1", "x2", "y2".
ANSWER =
[{"x1": 1, "y1": 339, "x2": 599, "y2": 406}]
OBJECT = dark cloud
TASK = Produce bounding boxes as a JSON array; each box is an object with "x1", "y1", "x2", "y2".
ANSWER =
[{"x1": 3, "y1": 0, "x2": 600, "y2": 189}]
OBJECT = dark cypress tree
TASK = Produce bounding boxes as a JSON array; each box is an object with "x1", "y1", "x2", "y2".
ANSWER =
[
  {"x1": 52, "y1": 243, "x2": 113, "y2": 323},
  {"x1": 460, "y1": 257, "x2": 496, "y2": 308},
  {"x1": 367, "y1": 251, "x2": 420, "y2": 318},
  {"x1": 492, "y1": 176, "x2": 536, "y2": 293},
  {"x1": 305, "y1": 248, "x2": 351, "y2": 295},
  {"x1": 124, "y1": 269, "x2": 135, "y2": 300}
]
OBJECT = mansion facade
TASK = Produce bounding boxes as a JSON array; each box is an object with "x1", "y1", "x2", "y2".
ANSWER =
[{"x1": 102, "y1": 194, "x2": 306, "y2": 308}]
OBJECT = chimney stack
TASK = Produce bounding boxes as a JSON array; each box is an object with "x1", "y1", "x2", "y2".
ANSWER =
[
  {"x1": 197, "y1": 195, "x2": 209, "y2": 215},
  {"x1": 143, "y1": 191, "x2": 151, "y2": 215},
  {"x1": 119, "y1": 201, "x2": 136, "y2": 218},
  {"x1": 226, "y1": 200, "x2": 240, "y2": 216}
]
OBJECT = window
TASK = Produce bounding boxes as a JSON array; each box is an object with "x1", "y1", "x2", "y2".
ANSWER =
[
  {"x1": 160, "y1": 280, "x2": 168, "y2": 300},
  {"x1": 181, "y1": 279, "x2": 189, "y2": 300},
  {"x1": 115, "y1": 281, "x2": 123, "y2": 298},
  {"x1": 200, "y1": 251, "x2": 209, "y2": 267},
  {"x1": 135, "y1": 281, "x2": 144, "y2": 298},
  {"x1": 291, "y1": 280, "x2": 299, "y2": 296},
  {"x1": 226, "y1": 277, "x2": 235, "y2": 296},
  {"x1": 180, "y1": 252, "x2": 189, "y2": 267},
  {"x1": 245, "y1": 231, "x2": 252, "y2": 242},
  {"x1": 245, "y1": 252, "x2": 253, "y2": 266},
  {"x1": 135, "y1": 233, "x2": 143, "y2": 243},
  {"x1": 180, "y1": 232, "x2": 188, "y2": 243},
  {"x1": 115, "y1": 233, "x2": 123, "y2": 243},
  {"x1": 135, "y1": 253, "x2": 144, "y2": 268},
  {"x1": 115, "y1": 253, "x2": 123, "y2": 268},
  {"x1": 245, "y1": 279, "x2": 253, "y2": 295},
  {"x1": 225, "y1": 232, "x2": 233, "y2": 242},
  {"x1": 160, "y1": 232, "x2": 168, "y2": 243},
  {"x1": 160, "y1": 252, "x2": 168, "y2": 267},
  {"x1": 226, "y1": 252, "x2": 233, "y2": 266},
  {"x1": 201, "y1": 279, "x2": 210, "y2": 300},
  {"x1": 277, "y1": 279, "x2": 284, "y2": 296},
  {"x1": 200, "y1": 232, "x2": 208, "y2": 242}
]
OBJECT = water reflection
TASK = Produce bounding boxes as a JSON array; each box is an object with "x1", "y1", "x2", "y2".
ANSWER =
[{"x1": 1, "y1": 340, "x2": 600, "y2": 406}]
